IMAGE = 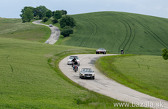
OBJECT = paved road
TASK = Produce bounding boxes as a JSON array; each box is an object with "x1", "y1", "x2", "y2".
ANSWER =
[
  {"x1": 32, "y1": 20, "x2": 60, "y2": 44},
  {"x1": 59, "y1": 54, "x2": 168, "y2": 109}
]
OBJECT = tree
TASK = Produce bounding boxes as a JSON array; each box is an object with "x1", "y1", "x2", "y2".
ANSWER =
[
  {"x1": 61, "y1": 10, "x2": 67, "y2": 15},
  {"x1": 20, "y1": 7, "x2": 34, "y2": 22},
  {"x1": 60, "y1": 16, "x2": 76, "y2": 28},
  {"x1": 46, "y1": 10, "x2": 52, "y2": 18},
  {"x1": 34, "y1": 6, "x2": 48, "y2": 19},
  {"x1": 20, "y1": 6, "x2": 34, "y2": 17},
  {"x1": 162, "y1": 48, "x2": 168, "y2": 60},
  {"x1": 53, "y1": 10, "x2": 62, "y2": 19},
  {"x1": 61, "y1": 26, "x2": 73, "y2": 37}
]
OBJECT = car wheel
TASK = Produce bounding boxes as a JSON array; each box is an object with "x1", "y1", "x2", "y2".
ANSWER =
[
  {"x1": 92, "y1": 76, "x2": 95, "y2": 80},
  {"x1": 80, "y1": 76, "x2": 83, "y2": 79}
]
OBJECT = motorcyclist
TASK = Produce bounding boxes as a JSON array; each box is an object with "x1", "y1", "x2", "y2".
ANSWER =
[
  {"x1": 72, "y1": 57, "x2": 76, "y2": 63},
  {"x1": 72, "y1": 57, "x2": 77, "y2": 67}
]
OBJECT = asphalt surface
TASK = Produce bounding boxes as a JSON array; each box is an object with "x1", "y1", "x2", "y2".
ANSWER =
[
  {"x1": 59, "y1": 54, "x2": 168, "y2": 109},
  {"x1": 32, "y1": 20, "x2": 60, "y2": 44}
]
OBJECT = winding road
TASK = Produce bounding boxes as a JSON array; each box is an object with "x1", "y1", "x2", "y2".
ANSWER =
[
  {"x1": 33, "y1": 20, "x2": 168, "y2": 108},
  {"x1": 59, "y1": 54, "x2": 168, "y2": 109},
  {"x1": 32, "y1": 20, "x2": 60, "y2": 44}
]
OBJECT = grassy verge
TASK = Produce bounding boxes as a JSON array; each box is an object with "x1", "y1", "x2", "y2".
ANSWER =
[
  {"x1": 0, "y1": 18, "x2": 50, "y2": 42},
  {"x1": 96, "y1": 54, "x2": 168, "y2": 101}
]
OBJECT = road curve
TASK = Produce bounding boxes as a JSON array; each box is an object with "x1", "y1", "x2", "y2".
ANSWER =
[
  {"x1": 59, "y1": 54, "x2": 168, "y2": 109},
  {"x1": 32, "y1": 20, "x2": 60, "y2": 44}
]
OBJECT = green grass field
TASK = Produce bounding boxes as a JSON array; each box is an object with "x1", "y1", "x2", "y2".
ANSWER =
[
  {"x1": 96, "y1": 55, "x2": 168, "y2": 100},
  {"x1": 0, "y1": 18, "x2": 146, "y2": 108},
  {"x1": 0, "y1": 18, "x2": 50, "y2": 42},
  {"x1": 58, "y1": 11, "x2": 168, "y2": 55}
]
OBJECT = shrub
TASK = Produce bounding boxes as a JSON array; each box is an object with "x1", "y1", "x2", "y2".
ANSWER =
[
  {"x1": 42, "y1": 17, "x2": 48, "y2": 22},
  {"x1": 60, "y1": 16, "x2": 76, "y2": 28},
  {"x1": 61, "y1": 26, "x2": 73, "y2": 37},
  {"x1": 34, "y1": 16, "x2": 40, "y2": 20},
  {"x1": 162, "y1": 48, "x2": 168, "y2": 60},
  {"x1": 52, "y1": 18, "x2": 58, "y2": 24}
]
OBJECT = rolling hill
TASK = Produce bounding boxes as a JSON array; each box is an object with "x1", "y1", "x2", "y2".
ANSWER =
[
  {"x1": 60, "y1": 11, "x2": 168, "y2": 55},
  {"x1": 0, "y1": 18, "x2": 144, "y2": 109},
  {"x1": 0, "y1": 18, "x2": 50, "y2": 42}
]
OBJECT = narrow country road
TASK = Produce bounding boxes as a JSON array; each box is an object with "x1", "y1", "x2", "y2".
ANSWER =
[
  {"x1": 59, "y1": 54, "x2": 168, "y2": 109},
  {"x1": 32, "y1": 20, "x2": 60, "y2": 44}
]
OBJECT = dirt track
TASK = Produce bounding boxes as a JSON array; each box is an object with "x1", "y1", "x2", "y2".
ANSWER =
[
  {"x1": 32, "y1": 20, "x2": 60, "y2": 44},
  {"x1": 59, "y1": 54, "x2": 168, "y2": 109}
]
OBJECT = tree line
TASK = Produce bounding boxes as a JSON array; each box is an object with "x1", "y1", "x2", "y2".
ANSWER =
[{"x1": 20, "y1": 6, "x2": 76, "y2": 37}]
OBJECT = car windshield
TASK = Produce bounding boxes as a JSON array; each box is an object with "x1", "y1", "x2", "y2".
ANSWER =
[
  {"x1": 69, "y1": 56, "x2": 78, "y2": 59},
  {"x1": 81, "y1": 68, "x2": 92, "y2": 72},
  {"x1": 98, "y1": 48, "x2": 105, "y2": 50}
]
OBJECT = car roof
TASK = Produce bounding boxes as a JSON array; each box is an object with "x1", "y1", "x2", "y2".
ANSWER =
[
  {"x1": 98, "y1": 48, "x2": 105, "y2": 49},
  {"x1": 70, "y1": 55, "x2": 77, "y2": 57}
]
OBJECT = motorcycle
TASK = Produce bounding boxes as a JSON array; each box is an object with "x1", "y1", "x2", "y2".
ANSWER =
[{"x1": 73, "y1": 65, "x2": 78, "y2": 72}]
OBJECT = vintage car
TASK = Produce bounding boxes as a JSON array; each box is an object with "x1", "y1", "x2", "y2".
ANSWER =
[
  {"x1": 67, "y1": 56, "x2": 80, "y2": 65},
  {"x1": 79, "y1": 68, "x2": 95, "y2": 79},
  {"x1": 96, "y1": 48, "x2": 106, "y2": 54}
]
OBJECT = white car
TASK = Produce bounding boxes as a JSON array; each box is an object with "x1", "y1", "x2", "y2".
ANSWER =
[
  {"x1": 67, "y1": 56, "x2": 80, "y2": 65},
  {"x1": 79, "y1": 68, "x2": 95, "y2": 79},
  {"x1": 96, "y1": 48, "x2": 106, "y2": 54}
]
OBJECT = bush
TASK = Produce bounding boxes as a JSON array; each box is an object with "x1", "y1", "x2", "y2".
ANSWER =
[
  {"x1": 52, "y1": 19, "x2": 58, "y2": 24},
  {"x1": 162, "y1": 48, "x2": 168, "y2": 60},
  {"x1": 34, "y1": 16, "x2": 40, "y2": 20},
  {"x1": 61, "y1": 26, "x2": 73, "y2": 37},
  {"x1": 42, "y1": 17, "x2": 48, "y2": 22},
  {"x1": 60, "y1": 16, "x2": 76, "y2": 28}
]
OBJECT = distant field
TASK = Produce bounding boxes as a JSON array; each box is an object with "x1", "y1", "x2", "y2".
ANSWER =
[
  {"x1": 0, "y1": 18, "x2": 50, "y2": 42},
  {"x1": 59, "y1": 11, "x2": 168, "y2": 55},
  {"x1": 96, "y1": 55, "x2": 168, "y2": 100}
]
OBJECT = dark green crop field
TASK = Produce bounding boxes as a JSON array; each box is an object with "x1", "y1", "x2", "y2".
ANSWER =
[{"x1": 60, "y1": 11, "x2": 168, "y2": 55}]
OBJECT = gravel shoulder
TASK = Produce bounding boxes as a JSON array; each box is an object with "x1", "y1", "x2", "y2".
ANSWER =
[
  {"x1": 32, "y1": 20, "x2": 60, "y2": 44},
  {"x1": 59, "y1": 54, "x2": 168, "y2": 109}
]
